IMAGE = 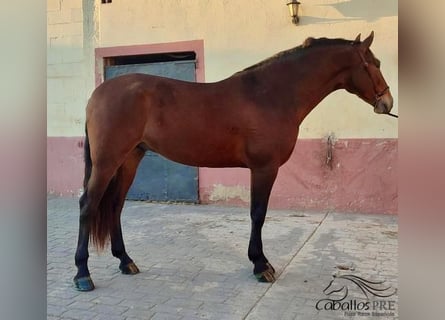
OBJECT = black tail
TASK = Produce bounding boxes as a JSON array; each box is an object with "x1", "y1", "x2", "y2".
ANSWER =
[
  {"x1": 83, "y1": 127, "x2": 92, "y2": 189},
  {"x1": 93, "y1": 173, "x2": 121, "y2": 250},
  {"x1": 82, "y1": 126, "x2": 120, "y2": 250},
  {"x1": 83, "y1": 129, "x2": 121, "y2": 251}
]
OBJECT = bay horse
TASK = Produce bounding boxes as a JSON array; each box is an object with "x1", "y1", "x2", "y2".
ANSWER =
[{"x1": 74, "y1": 32, "x2": 394, "y2": 291}]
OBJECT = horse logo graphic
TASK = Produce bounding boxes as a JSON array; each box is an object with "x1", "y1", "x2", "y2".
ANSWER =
[
  {"x1": 316, "y1": 273, "x2": 397, "y2": 311},
  {"x1": 324, "y1": 274, "x2": 397, "y2": 300}
]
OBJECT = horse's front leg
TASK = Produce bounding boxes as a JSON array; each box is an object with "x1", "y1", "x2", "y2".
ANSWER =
[{"x1": 248, "y1": 167, "x2": 278, "y2": 282}]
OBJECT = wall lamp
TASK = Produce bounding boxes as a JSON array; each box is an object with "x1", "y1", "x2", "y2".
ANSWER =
[{"x1": 286, "y1": 0, "x2": 301, "y2": 25}]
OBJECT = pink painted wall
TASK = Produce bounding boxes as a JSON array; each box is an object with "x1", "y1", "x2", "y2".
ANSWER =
[
  {"x1": 199, "y1": 139, "x2": 397, "y2": 214},
  {"x1": 47, "y1": 137, "x2": 84, "y2": 196},
  {"x1": 47, "y1": 137, "x2": 397, "y2": 214}
]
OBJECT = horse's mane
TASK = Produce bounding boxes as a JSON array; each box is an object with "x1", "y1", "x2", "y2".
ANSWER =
[{"x1": 237, "y1": 37, "x2": 355, "y2": 74}]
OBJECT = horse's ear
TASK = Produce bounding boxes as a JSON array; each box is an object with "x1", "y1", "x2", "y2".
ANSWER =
[
  {"x1": 353, "y1": 33, "x2": 361, "y2": 44},
  {"x1": 362, "y1": 31, "x2": 374, "y2": 49},
  {"x1": 302, "y1": 37, "x2": 314, "y2": 48}
]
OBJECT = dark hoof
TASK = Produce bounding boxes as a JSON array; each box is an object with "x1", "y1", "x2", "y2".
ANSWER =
[
  {"x1": 266, "y1": 262, "x2": 276, "y2": 274},
  {"x1": 74, "y1": 276, "x2": 95, "y2": 291},
  {"x1": 120, "y1": 261, "x2": 140, "y2": 275},
  {"x1": 254, "y1": 262, "x2": 276, "y2": 282},
  {"x1": 255, "y1": 269, "x2": 276, "y2": 283}
]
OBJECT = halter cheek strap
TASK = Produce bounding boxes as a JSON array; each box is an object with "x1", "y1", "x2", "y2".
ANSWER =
[
  {"x1": 357, "y1": 50, "x2": 388, "y2": 99},
  {"x1": 357, "y1": 50, "x2": 398, "y2": 118}
]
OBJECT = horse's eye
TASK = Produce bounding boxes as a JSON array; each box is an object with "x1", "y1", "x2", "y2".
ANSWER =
[{"x1": 375, "y1": 59, "x2": 381, "y2": 68}]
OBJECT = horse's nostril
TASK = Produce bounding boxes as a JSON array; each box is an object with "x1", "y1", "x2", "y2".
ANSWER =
[
  {"x1": 386, "y1": 94, "x2": 394, "y2": 111},
  {"x1": 380, "y1": 94, "x2": 393, "y2": 114},
  {"x1": 385, "y1": 101, "x2": 393, "y2": 113}
]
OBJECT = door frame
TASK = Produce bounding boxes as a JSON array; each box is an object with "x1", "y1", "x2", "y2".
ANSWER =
[
  {"x1": 95, "y1": 39, "x2": 205, "y2": 87},
  {"x1": 94, "y1": 40, "x2": 205, "y2": 203}
]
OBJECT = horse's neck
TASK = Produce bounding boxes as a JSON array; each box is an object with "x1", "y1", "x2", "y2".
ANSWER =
[
  {"x1": 233, "y1": 46, "x2": 354, "y2": 124},
  {"x1": 292, "y1": 47, "x2": 354, "y2": 123},
  {"x1": 270, "y1": 47, "x2": 353, "y2": 124}
]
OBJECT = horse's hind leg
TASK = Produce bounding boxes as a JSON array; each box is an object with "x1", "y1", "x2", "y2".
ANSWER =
[
  {"x1": 74, "y1": 165, "x2": 116, "y2": 291},
  {"x1": 109, "y1": 148, "x2": 145, "y2": 274},
  {"x1": 248, "y1": 166, "x2": 279, "y2": 282},
  {"x1": 74, "y1": 191, "x2": 94, "y2": 291}
]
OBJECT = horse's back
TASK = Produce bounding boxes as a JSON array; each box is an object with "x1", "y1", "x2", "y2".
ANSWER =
[
  {"x1": 86, "y1": 74, "x2": 250, "y2": 167},
  {"x1": 86, "y1": 73, "x2": 296, "y2": 168}
]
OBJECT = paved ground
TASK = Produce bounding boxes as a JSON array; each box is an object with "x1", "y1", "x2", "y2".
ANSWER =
[{"x1": 47, "y1": 196, "x2": 398, "y2": 320}]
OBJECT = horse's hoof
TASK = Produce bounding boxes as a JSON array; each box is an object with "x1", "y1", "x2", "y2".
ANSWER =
[
  {"x1": 266, "y1": 262, "x2": 276, "y2": 274},
  {"x1": 255, "y1": 269, "x2": 276, "y2": 283},
  {"x1": 74, "y1": 276, "x2": 95, "y2": 291},
  {"x1": 120, "y1": 261, "x2": 140, "y2": 275}
]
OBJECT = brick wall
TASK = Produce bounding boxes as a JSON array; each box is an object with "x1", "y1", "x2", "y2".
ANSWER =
[{"x1": 47, "y1": 0, "x2": 86, "y2": 137}]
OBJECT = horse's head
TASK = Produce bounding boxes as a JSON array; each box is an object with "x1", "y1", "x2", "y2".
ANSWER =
[
  {"x1": 323, "y1": 275, "x2": 349, "y2": 300},
  {"x1": 345, "y1": 31, "x2": 394, "y2": 115}
]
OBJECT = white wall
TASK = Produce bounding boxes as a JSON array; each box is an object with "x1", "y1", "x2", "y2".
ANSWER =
[
  {"x1": 47, "y1": 0, "x2": 398, "y2": 138},
  {"x1": 47, "y1": 0, "x2": 86, "y2": 136}
]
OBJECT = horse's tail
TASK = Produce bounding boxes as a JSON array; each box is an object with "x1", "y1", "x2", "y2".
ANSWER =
[
  {"x1": 83, "y1": 127, "x2": 92, "y2": 189},
  {"x1": 91, "y1": 173, "x2": 121, "y2": 250},
  {"x1": 83, "y1": 126, "x2": 121, "y2": 250}
]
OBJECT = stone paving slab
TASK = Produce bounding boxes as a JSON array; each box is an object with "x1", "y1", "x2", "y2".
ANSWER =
[{"x1": 47, "y1": 197, "x2": 398, "y2": 319}]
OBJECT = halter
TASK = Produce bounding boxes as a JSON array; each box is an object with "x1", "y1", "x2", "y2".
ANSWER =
[{"x1": 357, "y1": 50, "x2": 398, "y2": 118}]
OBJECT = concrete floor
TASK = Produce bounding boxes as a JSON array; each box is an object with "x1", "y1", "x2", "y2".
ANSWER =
[{"x1": 47, "y1": 197, "x2": 398, "y2": 320}]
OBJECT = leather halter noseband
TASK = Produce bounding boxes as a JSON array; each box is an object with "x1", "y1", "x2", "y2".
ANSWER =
[{"x1": 357, "y1": 50, "x2": 398, "y2": 118}]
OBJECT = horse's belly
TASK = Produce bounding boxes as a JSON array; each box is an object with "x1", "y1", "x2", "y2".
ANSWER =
[
  {"x1": 156, "y1": 147, "x2": 246, "y2": 168},
  {"x1": 144, "y1": 132, "x2": 246, "y2": 168}
]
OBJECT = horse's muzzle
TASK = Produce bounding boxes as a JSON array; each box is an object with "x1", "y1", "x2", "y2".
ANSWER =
[{"x1": 374, "y1": 91, "x2": 394, "y2": 115}]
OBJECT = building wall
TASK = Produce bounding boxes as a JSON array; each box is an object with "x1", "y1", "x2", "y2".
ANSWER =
[
  {"x1": 47, "y1": 0, "x2": 85, "y2": 137},
  {"x1": 47, "y1": 0, "x2": 398, "y2": 213}
]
